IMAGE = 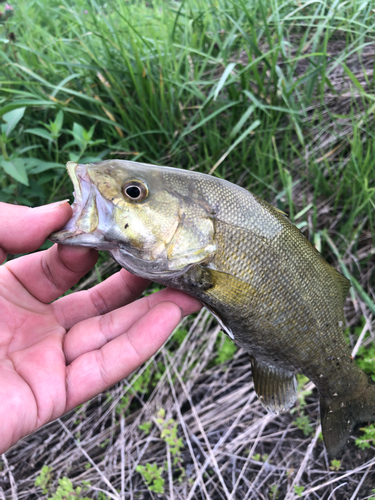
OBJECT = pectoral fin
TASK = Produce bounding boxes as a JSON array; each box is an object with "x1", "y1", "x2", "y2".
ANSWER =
[{"x1": 250, "y1": 357, "x2": 297, "y2": 414}]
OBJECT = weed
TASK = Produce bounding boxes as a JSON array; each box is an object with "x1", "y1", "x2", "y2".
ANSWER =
[
  {"x1": 269, "y1": 484, "x2": 279, "y2": 499},
  {"x1": 47, "y1": 477, "x2": 90, "y2": 500},
  {"x1": 35, "y1": 469, "x2": 91, "y2": 500},
  {"x1": 294, "y1": 485, "x2": 305, "y2": 497},
  {"x1": 156, "y1": 408, "x2": 184, "y2": 463},
  {"x1": 252, "y1": 453, "x2": 270, "y2": 462},
  {"x1": 291, "y1": 375, "x2": 314, "y2": 436},
  {"x1": 214, "y1": 334, "x2": 238, "y2": 365},
  {"x1": 138, "y1": 421, "x2": 152, "y2": 435},
  {"x1": 35, "y1": 465, "x2": 53, "y2": 495},
  {"x1": 356, "y1": 343, "x2": 375, "y2": 383},
  {"x1": 173, "y1": 327, "x2": 189, "y2": 346},
  {"x1": 136, "y1": 409, "x2": 186, "y2": 494},
  {"x1": 136, "y1": 463, "x2": 165, "y2": 494},
  {"x1": 329, "y1": 459, "x2": 341, "y2": 471},
  {"x1": 293, "y1": 415, "x2": 314, "y2": 437},
  {"x1": 294, "y1": 375, "x2": 312, "y2": 411},
  {"x1": 115, "y1": 395, "x2": 130, "y2": 415},
  {"x1": 98, "y1": 494, "x2": 110, "y2": 500},
  {"x1": 355, "y1": 423, "x2": 375, "y2": 450}
]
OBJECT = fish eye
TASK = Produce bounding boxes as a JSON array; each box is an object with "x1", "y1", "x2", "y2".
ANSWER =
[{"x1": 122, "y1": 180, "x2": 148, "y2": 202}]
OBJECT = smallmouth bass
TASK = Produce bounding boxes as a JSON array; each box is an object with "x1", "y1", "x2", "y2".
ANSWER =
[{"x1": 50, "y1": 160, "x2": 375, "y2": 456}]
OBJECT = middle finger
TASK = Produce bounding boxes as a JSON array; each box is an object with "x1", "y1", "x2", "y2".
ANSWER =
[
  {"x1": 63, "y1": 287, "x2": 202, "y2": 363},
  {"x1": 52, "y1": 269, "x2": 150, "y2": 330}
]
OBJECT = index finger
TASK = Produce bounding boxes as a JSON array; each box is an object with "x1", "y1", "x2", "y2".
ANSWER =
[
  {"x1": 52, "y1": 268, "x2": 150, "y2": 330},
  {"x1": 5, "y1": 244, "x2": 98, "y2": 303}
]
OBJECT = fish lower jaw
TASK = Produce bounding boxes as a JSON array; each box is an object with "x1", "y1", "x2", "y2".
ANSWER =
[
  {"x1": 49, "y1": 228, "x2": 84, "y2": 243},
  {"x1": 49, "y1": 227, "x2": 119, "y2": 251}
]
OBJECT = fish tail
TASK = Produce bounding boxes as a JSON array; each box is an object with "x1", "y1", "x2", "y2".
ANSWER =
[{"x1": 321, "y1": 377, "x2": 375, "y2": 456}]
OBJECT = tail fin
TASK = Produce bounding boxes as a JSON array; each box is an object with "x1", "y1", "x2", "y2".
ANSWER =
[{"x1": 321, "y1": 379, "x2": 375, "y2": 456}]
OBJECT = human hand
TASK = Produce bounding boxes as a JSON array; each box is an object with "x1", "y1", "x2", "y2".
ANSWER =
[{"x1": 0, "y1": 201, "x2": 201, "y2": 454}]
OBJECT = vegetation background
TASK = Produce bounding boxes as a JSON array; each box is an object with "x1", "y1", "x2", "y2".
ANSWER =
[{"x1": 0, "y1": 0, "x2": 375, "y2": 498}]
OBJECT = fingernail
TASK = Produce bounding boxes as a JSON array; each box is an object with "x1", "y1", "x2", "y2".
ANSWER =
[{"x1": 32, "y1": 200, "x2": 70, "y2": 212}]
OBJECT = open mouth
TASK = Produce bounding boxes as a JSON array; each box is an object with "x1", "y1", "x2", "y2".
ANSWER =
[{"x1": 49, "y1": 161, "x2": 99, "y2": 243}]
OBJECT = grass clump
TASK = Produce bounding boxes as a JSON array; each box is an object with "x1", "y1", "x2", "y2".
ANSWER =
[{"x1": 1, "y1": 0, "x2": 375, "y2": 241}]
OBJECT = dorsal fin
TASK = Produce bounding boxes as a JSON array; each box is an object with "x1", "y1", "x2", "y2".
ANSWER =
[{"x1": 250, "y1": 357, "x2": 297, "y2": 414}]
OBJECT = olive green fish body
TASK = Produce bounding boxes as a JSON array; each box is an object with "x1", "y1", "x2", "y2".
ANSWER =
[{"x1": 50, "y1": 160, "x2": 375, "y2": 456}]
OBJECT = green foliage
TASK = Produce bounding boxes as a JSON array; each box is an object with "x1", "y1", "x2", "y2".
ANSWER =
[
  {"x1": 269, "y1": 484, "x2": 279, "y2": 499},
  {"x1": 35, "y1": 465, "x2": 53, "y2": 495},
  {"x1": 214, "y1": 334, "x2": 237, "y2": 365},
  {"x1": 132, "y1": 365, "x2": 152, "y2": 394},
  {"x1": 355, "y1": 343, "x2": 375, "y2": 383},
  {"x1": 291, "y1": 375, "x2": 314, "y2": 438},
  {"x1": 0, "y1": 0, "x2": 374, "y2": 244},
  {"x1": 173, "y1": 328, "x2": 188, "y2": 346},
  {"x1": 294, "y1": 375, "x2": 312, "y2": 411},
  {"x1": 136, "y1": 408, "x2": 186, "y2": 494},
  {"x1": 47, "y1": 477, "x2": 90, "y2": 500},
  {"x1": 138, "y1": 421, "x2": 152, "y2": 435},
  {"x1": 156, "y1": 408, "x2": 184, "y2": 462},
  {"x1": 0, "y1": 108, "x2": 103, "y2": 206},
  {"x1": 116, "y1": 366, "x2": 155, "y2": 415},
  {"x1": 115, "y1": 395, "x2": 130, "y2": 415},
  {"x1": 293, "y1": 415, "x2": 314, "y2": 437},
  {"x1": 355, "y1": 423, "x2": 375, "y2": 450},
  {"x1": 294, "y1": 485, "x2": 305, "y2": 497},
  {"x1": 98, "y1": 493, "x2": 110, "y2": 500},
  {"x1": 252, "y1": 453, "x2": 269, "y2": 462},
  {"x1": 136, "y1": 463, "x2": 165, "y2": 494},
  {"x1": 329, "y1": 459, "x2": 341, "y2": 471},
  {"x1": 35, "y1": 469, "x2": 91, "y2": 500}
]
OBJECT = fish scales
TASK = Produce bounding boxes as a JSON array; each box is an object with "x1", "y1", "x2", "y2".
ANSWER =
[{"x1": 50, "y1": 160, "x2": 375, "y2": 456}]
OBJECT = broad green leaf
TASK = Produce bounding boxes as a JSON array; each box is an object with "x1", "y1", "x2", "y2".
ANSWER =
[
  {"x1": 72, "y1": 123, "x2": 85, "y2": 144},
  {"x1": 2, "y1": 107, "x2": 26, "y2": 136},
  {"x1": 25, "y1": 127, "x2": 53, "y2": 141},
  {"x1": 1, "y1": 158, "x2": 29, "y2": 185},
  {"x1": 54, "y1": 111, "x2": 64, "y2": 132},
  {"x1": 28, "y1": 161, "x2": 65, "y2": 174}
]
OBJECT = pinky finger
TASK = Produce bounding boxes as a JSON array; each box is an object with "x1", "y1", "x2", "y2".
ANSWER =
[{"x1": 64, "y1": 301, "x2": 182, "y2": 411}]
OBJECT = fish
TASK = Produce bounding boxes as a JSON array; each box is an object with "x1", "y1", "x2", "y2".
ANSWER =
[{"x1": 50, "y1": 160, "x2": 375, "y2": 456}]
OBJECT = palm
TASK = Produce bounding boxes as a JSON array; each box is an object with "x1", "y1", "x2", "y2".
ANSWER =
[
  {"x1": 1, "y1": 279, "x2": 66, "y2": 445},
  {"x1": 0, "y1": 202, "x2": 201, "y2": 453}
]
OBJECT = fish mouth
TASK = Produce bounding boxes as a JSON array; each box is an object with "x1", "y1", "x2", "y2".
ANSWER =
[{"x1": 50, "y1": 161, "x2": 112, "y2": 248}]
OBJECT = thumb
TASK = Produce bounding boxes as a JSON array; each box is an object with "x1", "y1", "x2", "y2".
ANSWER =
[{"x1": 0, "y1": 201, "x2": 72, "y2": 256}]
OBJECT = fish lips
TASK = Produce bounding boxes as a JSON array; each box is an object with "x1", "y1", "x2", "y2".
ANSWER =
[{"x1": 49, "y1": 161, "x2": 118, "y2": 250}]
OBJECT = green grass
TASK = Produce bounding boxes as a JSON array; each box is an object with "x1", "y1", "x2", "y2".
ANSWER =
[{"x1": 1, "y1": 0, "x2": 374, "y2": 244}]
